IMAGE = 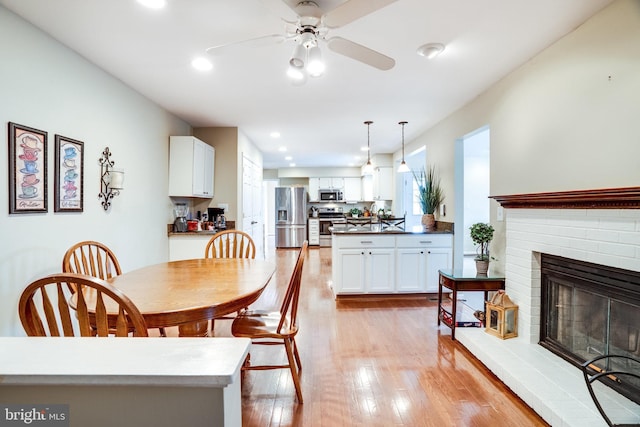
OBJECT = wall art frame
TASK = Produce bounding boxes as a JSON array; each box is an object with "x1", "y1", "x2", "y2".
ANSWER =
[
  {"x1": 54, "y1": 134, "x2": 84, "y2": 212},
  {"x1": 8, "y1": 122, "x2": 48, "y2": 214}
]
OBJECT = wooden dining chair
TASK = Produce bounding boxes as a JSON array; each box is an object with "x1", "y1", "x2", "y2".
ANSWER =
[
  {"x1": 62, "y1": 240, "x2": 122, "y2": 280},
  {"x1": 205, "y1": 230, "x2": 257, "y2": 334},
  {"x1": 19, "y1": 273, "x2": 149, "y2": 337},
  {"x1": 205, "y1": 230, "x2": 256, "y2": 259},
  {"x1": 231, "y1": 241, "x2": 308, "y2": 403},
  {"x1": 62, "y1": 240, "x2": 164, "y2": 336}
]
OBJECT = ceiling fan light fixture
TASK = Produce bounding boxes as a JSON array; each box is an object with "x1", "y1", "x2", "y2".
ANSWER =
[
  {"x1": 290, "y1": 43, "x2": 307, "y2": 69},
  {"x1": 287, "y1": 64, "x2": 306, "y2": 81},
  {"x1": 307, "y1": 45, "x2": 325, "y2": 77},
  {"x1": 417, "y1": 43, "x2": 445, "y2": 59}
]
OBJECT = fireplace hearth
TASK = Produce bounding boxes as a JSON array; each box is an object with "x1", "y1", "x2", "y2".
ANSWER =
[{"x1": 540, "y1": 254, "x2": 640, "y2": 404}]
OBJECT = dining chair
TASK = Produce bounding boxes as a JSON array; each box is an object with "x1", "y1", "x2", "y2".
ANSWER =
[
  {"x1": 62, "y1": 240, "x2": 165, "y2": 336},
  {"x1": 581, "y1": 354, "x2": 640, "y2": 427},
  {"x1": 62, "y1": 240, "x2": 122, "y2": 280},
  {"x1": 205, "y1": 230, "x2": 257, "y2": 334},
  {"x1": 19, "y1": 272, "x2": 149, "y2": 337},
  {"x1": 231, "y1": 241, "x2": 308, "y2": 403},
  {"x1": 205, "y1": 230, "x2": 256, "y2": 259}
]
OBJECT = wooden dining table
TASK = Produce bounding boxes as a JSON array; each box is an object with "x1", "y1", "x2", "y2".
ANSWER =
[{"x1": 82, "y1": 258, "x2": 276, "y2": 337}]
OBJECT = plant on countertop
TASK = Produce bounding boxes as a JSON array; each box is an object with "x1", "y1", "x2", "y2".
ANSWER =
[
  {"x1": 469, "y1": 222, "x2": 495, "y2": 261},
  {"x1": 349, "y1": 207, "x2": 362, "y2": 217},
  {"x1": 413, "y1": 165, "x2": 443, "y2": 215}
]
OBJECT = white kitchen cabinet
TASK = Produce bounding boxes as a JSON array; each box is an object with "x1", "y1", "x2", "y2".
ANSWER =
[
  {"x1": 308, "y1": 178, "x2": 320, "y2": 201},
  {"x1": 308, "y1": 218, "x2": 320, "y2": 246},
  {"x1": 317, "y1": 177, "x2": 344, "y2": 189},
  {"x1": 168, "y1": 234, "x2": 213, "y2": 261},
  {"x1": 332, "y1": 233, "x2": 453, "y2": 297},
  {"x1": 332, "y1": 235, "x2": 395, "y2": 295},
  {"x1": 396, "y1": 234, "x2": 453, "y2": 292},
  {"x1": 169, "y1": 136, "x2": 215, "y2": 198},
  {"x1": 372, "y1": 166, "x2": 393, "y2": 200},
  {"x1": 343, "y1": 177, "x2": 361, "y2": 202}
]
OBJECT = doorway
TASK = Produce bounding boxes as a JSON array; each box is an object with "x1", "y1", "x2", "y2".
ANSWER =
[{"x1": 454, "y1": 126, "x2": 490, "y2": 270}]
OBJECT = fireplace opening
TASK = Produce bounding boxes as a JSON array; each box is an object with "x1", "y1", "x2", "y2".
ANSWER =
[{"x1": 540, "y1": 254, "x2": 640, "y2": 404}]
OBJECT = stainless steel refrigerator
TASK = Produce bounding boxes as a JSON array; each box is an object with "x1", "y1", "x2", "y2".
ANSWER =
[{"x1": 275, "y1": 186, "x2": 307, "y2": 248}]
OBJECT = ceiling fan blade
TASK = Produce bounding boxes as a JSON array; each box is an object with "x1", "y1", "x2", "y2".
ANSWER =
[
  {"x1": 206, "y1": 34, "x2": 286, "y2": 56},
  {"x1": 326, "y1": 36, "x2": 395, "y2": 71},
  {"x1": 323, "y1": 0, "x2": 398, "y2": 28}
]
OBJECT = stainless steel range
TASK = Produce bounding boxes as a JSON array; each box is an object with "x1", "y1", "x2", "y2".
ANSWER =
[{"x1": 317, "y1": 207, "x2": 345, "y2": 247}]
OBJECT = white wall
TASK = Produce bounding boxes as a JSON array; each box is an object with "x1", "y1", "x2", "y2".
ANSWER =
[
  {"x1": 0, "y1": 6, "x2": 190, "y2": 336},
  {"x1": 400, "y1": 0, "x2": 640, "y2": 272}
]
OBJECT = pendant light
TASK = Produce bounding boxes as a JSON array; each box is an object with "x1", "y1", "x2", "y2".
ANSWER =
[
  {"x1": 363, "y1": 121, "x2": 374, "y2": 175},
  {"x1": 397, "y1": 121, "x2": 410, "y2": 173}
]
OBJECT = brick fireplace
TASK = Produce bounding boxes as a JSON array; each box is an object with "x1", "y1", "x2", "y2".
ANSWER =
[{"x1": 456, "y1": 187, "x2": 640, "y2": 427}]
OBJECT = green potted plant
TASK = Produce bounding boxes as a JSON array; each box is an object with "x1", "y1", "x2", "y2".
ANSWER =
[
  {"x1": 349, "y1": 207, "x2": 361, "y2": 218},
  {"x1": 412, "y1": 165, "x2": 443, "y2": 231},
  {"x1": 469, "y1": 222, "x2": 495, "y2": 275}
]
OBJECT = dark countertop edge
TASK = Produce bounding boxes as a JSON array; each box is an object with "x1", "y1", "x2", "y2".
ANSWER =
[{"x1": 332, "y1": 230, "x2": 453, "y2": 235}]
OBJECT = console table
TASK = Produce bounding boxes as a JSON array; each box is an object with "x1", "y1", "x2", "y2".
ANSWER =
[{"x1": 438, "y1": 268, "x2": 505, "y2": 340}]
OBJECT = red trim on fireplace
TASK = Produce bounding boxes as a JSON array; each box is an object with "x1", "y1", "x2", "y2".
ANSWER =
[{"x1": 490, "y1": 187, "x2": 640, "y2": 209}]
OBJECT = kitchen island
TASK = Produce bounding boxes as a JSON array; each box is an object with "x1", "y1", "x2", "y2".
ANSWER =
[{"x1": 331, "y1": 229, "x2": 453, "y2": 297}]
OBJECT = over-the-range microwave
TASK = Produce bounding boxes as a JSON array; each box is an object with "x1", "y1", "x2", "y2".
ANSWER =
[{"x1": 319, "y1": 189, "x2": 343, "y2": 202}]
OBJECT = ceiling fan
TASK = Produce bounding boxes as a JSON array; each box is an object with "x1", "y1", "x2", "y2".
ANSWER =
[{"x1": 206, "y1": 0, "x2": 397, "y2": 79}]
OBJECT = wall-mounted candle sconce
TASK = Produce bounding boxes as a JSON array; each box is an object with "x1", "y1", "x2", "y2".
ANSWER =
[{"x1": 98, "y1": 147, "x2": 125, "y2": 211}]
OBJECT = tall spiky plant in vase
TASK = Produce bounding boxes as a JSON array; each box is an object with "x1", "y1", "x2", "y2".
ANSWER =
[{"x1": 412, "y1": 165, "x2": 443, "y2": 232}]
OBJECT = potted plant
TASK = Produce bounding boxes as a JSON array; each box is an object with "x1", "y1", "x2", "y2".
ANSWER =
[
  {"x1": 412, "y1": 165, "x2": 443, "y2": 231},
  {"x1": 469, "y1": 222, "x2": 495, "y2": 275},
  {"x1": 349, "y1": 207, "x2": 361, "y2": 218}
]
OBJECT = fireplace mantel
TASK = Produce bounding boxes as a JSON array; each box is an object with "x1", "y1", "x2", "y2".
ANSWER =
[{"x1": 490, "y1": 186, "x2": 640, "y2": 209}]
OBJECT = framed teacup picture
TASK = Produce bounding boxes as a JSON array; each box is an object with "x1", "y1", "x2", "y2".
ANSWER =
[
  {"x1": 8, "y1": 122, "x2": 48, "y2": 214},
  {"x1": 54, "y1": 135, "x2": 84, "y2": 212}
]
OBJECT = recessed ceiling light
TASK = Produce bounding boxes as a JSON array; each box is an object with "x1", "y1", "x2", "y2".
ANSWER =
[
  {"x1": 417, "y1": 43, "x2": 445, "y2": 59},
  {"x1": 136, "y1": 0, "x2": 166, "y2": 9},
  {"x1": 289, "y1": 163, "x2": 296, "y2": 167},
  {"x1": 285, "y1": 156, "x2": 292, "y2": 161},
  {"x1": 270, "y1": 132, "x2": 281, "y2": 138},
  {"x1": 278, "y1": 146, "x2": 287, "y2": 152},
  {"x1": 191, "y1": 57, "x2": 212, "y2": 71},
  {"x1": 348, "y1": 163, "x2": 355, "y2": 167}
]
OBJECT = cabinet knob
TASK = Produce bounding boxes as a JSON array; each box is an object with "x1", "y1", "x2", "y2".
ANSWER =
[
  {"x1": 420, "y1": 251, "x2": 424, "y2": 254},
  {"x1": 361, "y1": 252, "x2": 365, "y2": 255}
]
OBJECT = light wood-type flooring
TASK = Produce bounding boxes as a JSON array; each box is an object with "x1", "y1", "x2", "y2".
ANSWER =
[{"x1": 209, "y1": 247, "x2": 548, "y2": 426}]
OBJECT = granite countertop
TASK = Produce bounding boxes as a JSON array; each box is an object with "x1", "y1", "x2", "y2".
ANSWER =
[{"x1": 332, "y1": 229, "x2": 453, "y2": 235}]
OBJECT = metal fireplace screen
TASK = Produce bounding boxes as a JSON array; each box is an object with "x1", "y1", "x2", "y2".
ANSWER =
[{"x1": 540, "y1": 254, "x2": 640, "y2": 404}]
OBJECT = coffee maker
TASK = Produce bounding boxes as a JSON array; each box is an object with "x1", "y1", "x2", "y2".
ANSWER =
[
  {"x1": 207, "y1": 207, "x2": 226, "y2": 230},
  {"x1": 174, "y1": 202, "x2": 188, "y2": 232}
]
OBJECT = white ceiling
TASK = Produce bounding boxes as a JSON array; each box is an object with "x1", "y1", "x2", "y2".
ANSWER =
[{"x1": 1, "y1": 0, "x2": 612, "y2": 169}]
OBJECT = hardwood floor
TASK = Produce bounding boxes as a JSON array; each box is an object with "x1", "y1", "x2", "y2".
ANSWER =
[{"x1": 217, "y1": 247, "x2": 549, "y2": 427}]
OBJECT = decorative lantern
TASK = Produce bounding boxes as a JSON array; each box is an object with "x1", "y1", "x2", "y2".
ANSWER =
[{"x1": 485, "y1": 290, "x2": 518, "y2": 339}]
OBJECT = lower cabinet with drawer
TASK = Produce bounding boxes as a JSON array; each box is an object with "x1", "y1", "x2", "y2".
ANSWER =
[
  {"x1": 396, "y1": 235, "x2": 453, "y2": 293},
  {"x1": 332, "y1": 233, "x2": 452, "y2": 297}
]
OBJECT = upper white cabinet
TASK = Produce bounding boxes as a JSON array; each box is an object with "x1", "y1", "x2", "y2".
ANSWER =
[
  {"x1": 308, "y1": 178, "x2": 320, "y2": 202},
  {"x1": 372, "y1": 166, "x2": 393, "y2": 200},
  {"x1": 169, "y1": 136, "x2": 215, "y2": 198},
  {"x1": 343, "y1": 177, "x2": 361, "y2": 202},
  {"x1": 318, "y1": 177, "x2": 344, "y2": 189}
]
